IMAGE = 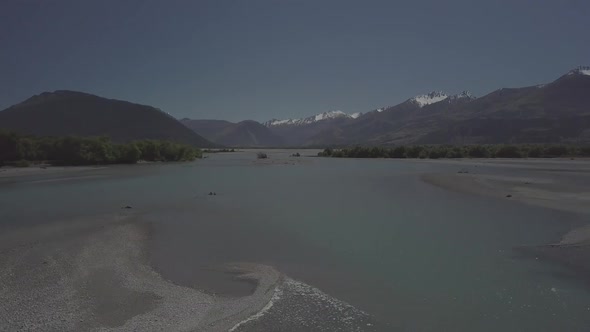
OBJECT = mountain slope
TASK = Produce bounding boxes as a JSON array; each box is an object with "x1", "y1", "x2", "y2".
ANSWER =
[
  {"x1": 416, "y1": 70, "x2": 590, "y2": 144},
  {"x1": 180, "y1": 119, "x2": 234, "y2": 142},
  {"x1": 307, "y1": 91, "x2": 473, "y2": 146},
  {"x1": 264, "y1": 110, "x2": 361, "y2": 127},
  {"x1": 263, "y1": 110, "x2": 360, "y2": 146},
  {"x1": 216, "y1": 120, "x2": 284, "y2": 147},
  {"x1": 0, "y1": 90, "x2": 215, "y2": 147},
  {"x1": 308, "y1": 67, "x2": 590, "y2": 146},
  {"x1": 181, "y1": 119, "x2": 284, "y2": 147}
]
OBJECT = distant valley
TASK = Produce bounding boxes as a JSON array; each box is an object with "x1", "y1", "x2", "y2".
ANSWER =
[{"x1": 181, "y1": 66, "x2": 590, "y2": 147}]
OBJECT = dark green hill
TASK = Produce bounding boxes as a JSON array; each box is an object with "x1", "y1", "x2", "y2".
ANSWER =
[{"x1": 0, "y1": 90, "x2": 214, "y2": 147}]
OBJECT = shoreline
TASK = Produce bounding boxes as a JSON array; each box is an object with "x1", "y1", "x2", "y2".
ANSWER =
[
  {"x1": 0, "y1": 165, "x2": 106, "y2": 179},
  {"x1": 420, "y1": 160, "x2": 590, "y2": 280},
  {"x1": 0, "y1": 213, "x2": 282, "y2": 331}
]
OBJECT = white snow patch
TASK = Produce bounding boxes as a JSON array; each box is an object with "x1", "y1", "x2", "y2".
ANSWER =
[
  {"x1": 568, "y1": 66, "x2": 590, "y2": 76},
  {"x1": 266, "y1": 119, "x2": 293, "y2": 126},
  {"x1": 411, "y1": 91, "x2": 448, "y2": 107},
  {"x1": 448, "y1": 91, "x2": 475, "y2": 100},
  {"x1": 265, "y1": 110, "x2": 360, "y2": 126},
  {"x1": 314, "y1": 110, "x2": 346, "y2": 121}
]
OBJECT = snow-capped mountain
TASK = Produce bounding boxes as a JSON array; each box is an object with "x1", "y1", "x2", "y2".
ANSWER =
[
  {"x1": 450, "y1": 91, "x2": 474, "y2": 99},
  {"x1": 409, "y1": 91, "x2": 474, "y2": 107},
  {"x1": 448, "y1": 91, "x2": 475, "y2": 101},
  {"x1": 265, "y1": 110, "x2": 361, "y2": 127},
  {"x1": 567, "y1": 66, "x2": 590, "y2": 76},
  {"x1": 410, "y1": 91, "x2": 449, "y2": 107}
]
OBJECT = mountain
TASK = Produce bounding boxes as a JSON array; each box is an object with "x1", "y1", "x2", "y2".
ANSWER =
[
  {"x1": 308, "y1": 67, "x2": 590, "y2": 146},
  {"x1": 181, "y1": 119, "x2": 284, "y2": 147},
  {"x1": 305, "y1": 91, "x2": 471, "y2": 146},
  {"x1": 264, "y1": 110, "x2": 361, "y2": 127},
  {"x1": 410, "y1": 91, "x2": 449, "y2": 107},
  {"x1": 262, "y1": 110, "x2": 361, "y2": 146},
  {"x1": 0, "y1": 90, "x2": 215, "y2": 147},
  {"x1": 9, "y1": 66, "x2": 585, "y2": 149},
  {"x1": 180, "y1": 119, "x2": 234, "y2": 141},
  {"x1": 186, "y1": 66, "x2": 589, "y2": 147},
  {"x1": 416, "y1": 68, "x2": 590, "y2": 144}
]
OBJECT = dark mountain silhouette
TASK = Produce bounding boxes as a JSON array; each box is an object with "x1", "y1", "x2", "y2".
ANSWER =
[
  {"x1": 308, "y1": 68, "x2": 590, "y2": 146},
  {"x1": 6, "y1": 67, "x2": 587, "y2": 148},
  {"x1": 0, "y1": 90, "x2": 215, "y2": 147},
  {"x1": 267, "y1": 117, "x2": 355, "y2": 146},
  {"x1": 306, "y1": 92, "x2": 472, "y2": 146},
  {"x1": 180, "y1": 119, "x2": 234, "y2": 141},
  {"x1": 181, "y1": 119, "x2": 284, "y2": 147},
  {"x1": 415, "y1": 69, "x2": 590, "y2": 144}
]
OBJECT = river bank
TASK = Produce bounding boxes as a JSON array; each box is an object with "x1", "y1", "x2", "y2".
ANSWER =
[
  {"x1": 2, "y1": 152, "x2": 589, "y2": 331},
  {"x1": 0, "y1": 165, "x2": 106, "y2": 179},
  {"x1": 0, "y1": 212, "x2": 281, "y2": 332},
  {"x1": 420, "y1": 158, "x2": 590, "y2": 281}
]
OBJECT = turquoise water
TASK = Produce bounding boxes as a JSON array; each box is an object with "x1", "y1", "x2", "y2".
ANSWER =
[{"x1": 1, "y1": 151, "x2": 589, "y2": 331}]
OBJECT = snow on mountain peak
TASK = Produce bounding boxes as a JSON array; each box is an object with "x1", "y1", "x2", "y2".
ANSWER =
[
  {"x1": 568, "y1": 66, "x2": 590, "y2": 76},
  {"x1": 265, "y1": 118, "x2": 294, "y2": 126},
  {"x1": 410, "y1": 91, "x2": 448, "y2": 107},
  {"x1": 449, "y1": 91, "x2": 475, "y2": 100},
  {"x1": 314, "y1": 110, "x2": 347, "y2": 121},
  {"x1": 265, "y1": 110, "x2": 361, "y2": 126}
]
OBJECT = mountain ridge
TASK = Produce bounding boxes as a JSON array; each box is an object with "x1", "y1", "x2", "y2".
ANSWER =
[
  {"x1": 303, "y1": 67, "x2": 590, "y2": 146},
  {"x1": 0, "y1": 90, "x2": 215, "y2": 147},
  {"x1": 4, "y1": 67, "x2": 588, "y2": 148},
  {"x1": 181, "y1": 118, "x2": 284, "y2": 147},
  {"x1": 182, "y1": 67, "x2": 590, "y2": 147},
  {"x1": 264, "y1": 110, "x2": 361, "y2": 127}
]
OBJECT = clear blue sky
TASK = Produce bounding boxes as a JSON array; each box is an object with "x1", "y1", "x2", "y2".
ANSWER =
[{"x1": 1, "y1": 0, "x2": 589, "y2": 122}]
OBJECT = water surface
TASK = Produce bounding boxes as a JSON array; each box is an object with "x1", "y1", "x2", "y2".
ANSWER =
[{"x1": 1, "y1": 150, "x2": 589, "y2": 331}]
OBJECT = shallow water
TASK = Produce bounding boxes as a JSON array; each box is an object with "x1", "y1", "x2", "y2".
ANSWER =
[{"x1": 1, "y1": 151, "x2": 589, "y2": 331}]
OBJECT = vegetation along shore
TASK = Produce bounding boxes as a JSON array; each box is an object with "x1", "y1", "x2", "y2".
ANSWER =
[
  {"x1": 318, "y1": 144, "x2": 590, "y2": 159},
  {"x1": 0, "y1": 130, "x2": 202, "y2": 167}
]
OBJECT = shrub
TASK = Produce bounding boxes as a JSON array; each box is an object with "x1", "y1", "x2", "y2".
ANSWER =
[
  {"x1": 315, "y1": 144, "x2": 588, "y2": 160},
  {"x1": 494, "y1": 145, "x2": 522, "y2": 158},
  {"x1": 579, "y1": 146, "x2": 590, "y2": 156},
  {"x1": 390, "y1": 146, "x2": 406, "y2": 158},
  {"x1": 526, "y1": 146, "x2": 543, "y2": 158},
  {"x1": 428, "y1": 147, "x2": 448, "y2": 159},
  {"x1": 543, "y1": 145, "x2": 568, "y2": 158},
  {"x1": 0, "y1": 131, "x2": 200, "y2": 165},
  {"x1": 406, "y1": 146, "x2": 424, "y2": 158},
  {"x1": 15, "y1": 160, "x2": 31, "y2": 167},
  {"x1": 445, "y1": 147, "x2": 464, "y2": 158},
  {"x1": 466, "y1": 145, "x2": 490, "y2": 158}
]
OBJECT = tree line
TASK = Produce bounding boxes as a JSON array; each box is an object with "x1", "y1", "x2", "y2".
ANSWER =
[
  {"x1": 318, "y1": 144, "x2": 590, "y2": 159},
  {"x1": 0, "y1": 130, "x2": 202, "y2": 166}
]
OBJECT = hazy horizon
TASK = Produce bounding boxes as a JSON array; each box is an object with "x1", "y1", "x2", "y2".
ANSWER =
[{"x1": 1, "y1": 0, "x2": 589, "y2": 122}]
